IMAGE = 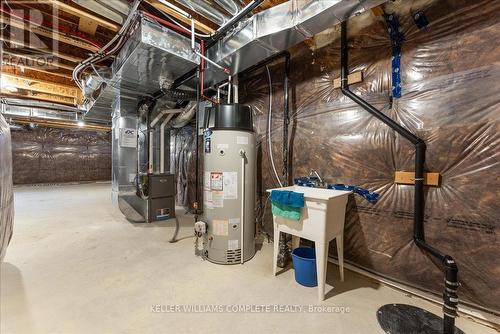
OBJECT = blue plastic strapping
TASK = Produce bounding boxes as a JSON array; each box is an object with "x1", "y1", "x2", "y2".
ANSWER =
[
  {"x1": 385, "y1": 13, "x2": 404, "y2": 99},
  {"x1": 327, "y1": 184, "x2": 380, "y2": 203}
]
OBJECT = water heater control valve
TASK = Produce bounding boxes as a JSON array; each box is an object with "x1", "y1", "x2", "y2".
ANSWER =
[{"x1": 194, "y1": 221, "x2": 207, "y2": 237}]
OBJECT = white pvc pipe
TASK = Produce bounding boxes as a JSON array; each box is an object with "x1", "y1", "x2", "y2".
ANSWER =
[
  {"x1": 158, "y1": 0, "x2": 191, "y2": 18},
  {"x1": 233, "y1": 83, "x2": 238, "y2": 103},
  {"x1": 160, "y1": 114, "x2": 175, "y2": 174},
  {"x1": 239, "y1": 149, "x2": 246, "y2": 264},
  {"x1": 148, "y1": 129, "x2": 154, "y2": 173}
]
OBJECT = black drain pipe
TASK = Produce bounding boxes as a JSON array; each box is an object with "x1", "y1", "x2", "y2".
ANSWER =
[
  {"x1": 194, "y1": 68, "x2": 201, "y2": 216},
  {"x1": 340, "y1": 20, "x2": 458, "y2": 334}
]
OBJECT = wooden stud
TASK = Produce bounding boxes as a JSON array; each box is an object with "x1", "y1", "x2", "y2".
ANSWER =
[
  {"x1": 1, "y1": 73, "x2": 79, "y2": 98},
  {"x1": 1, "y1": 64, "x2": 73, "y2": 79},
  {"x1": 146, "y1": 0, "x2": 215, "y2": 34},
  {"x1": 1, "y1": 91, "x2": 76, "y2": 105},
  {"x1": 0, "y1": 35, "x2": 84, "y2": 63},
  {"x1": 78, "y1": 16, "x2": 98, "y2": 36},
  {"x1": 395, "y1": 171, "x2": 441, "y2": 187},
  {"x1": 38, "y1": 0, "x2": 120, "y2": 32},
  {"x1": 0, "y1": 14, "x2": 99, "y2": 52},
  {"x1": 371, "y1": 6, "x2": 385, "y2": 17},
  {"x1": 9, "y1": 117, "x2": 111, "y2": 132},
  {"x1": 2, "y1": 51, "x2": 76, "y2": 71},
  {"x1": 2, "y1": 66, "x2": 73, "y2": 84},
  {"x1": 333, "y1": 71, "x2": 363, "y2": 89}
]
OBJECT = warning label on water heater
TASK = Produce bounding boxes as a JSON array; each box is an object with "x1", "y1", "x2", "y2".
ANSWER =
[
  {"x1": 223, "y1": 172, "x2": 237, "y2": 199},
  {"x1": 204, "y1": 171, "x2": 238, "y2": 209},
  {"x1": 212, "y1": 220, "x2": 228, "y2": 236},
  {"x1": 210, "y1": 172, "x2": 223, "y2": 191}
]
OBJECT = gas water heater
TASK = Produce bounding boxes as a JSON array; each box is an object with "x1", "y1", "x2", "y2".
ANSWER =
[{"x1": 200, "y1": 103, "x2": 256, "y2": 264}]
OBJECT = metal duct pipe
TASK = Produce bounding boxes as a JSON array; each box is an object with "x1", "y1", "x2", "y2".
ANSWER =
[
  {"x1": 160, "y1": 113, "x2": 176, "y2": 173},
  {"x1": 170, "y1": 101, "x2": 197, "y2": 128},
  {"x1": 1, "y1": 105, "x2": 82, "y2": 123},
  {"x1": 208, "y1": 0, "x2": 264, "y2": 47},
  {"x1": 339, "y1": 20, "x2": 459, "y2": 334},
  {"x1": 201, "y1": 0, "x2": 387, "y2": 87},
  {"x1": 215, "y1": 0, "x2": 242, "y2": 16},
  {"x1": 173, "y1": 0, "x2": 230, "y2": 26}
]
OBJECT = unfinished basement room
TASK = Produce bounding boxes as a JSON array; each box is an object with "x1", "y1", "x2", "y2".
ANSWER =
[{"x1": 0, "y1": 0, "x2": 499, "y2": 333}]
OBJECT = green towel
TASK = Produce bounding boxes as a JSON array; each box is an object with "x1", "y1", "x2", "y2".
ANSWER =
[{"x1": 272, "y1": 202, "x2": 301, "y2": 221}]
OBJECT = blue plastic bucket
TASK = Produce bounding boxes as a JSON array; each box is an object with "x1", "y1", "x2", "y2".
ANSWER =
[{"x1": 291, "y1": 247, "x2": 317, "y2": 287}]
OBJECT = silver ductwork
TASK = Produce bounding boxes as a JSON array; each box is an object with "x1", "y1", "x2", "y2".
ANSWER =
[
  {"x1": 85, "y1": 1, "x2": 386, "y2": 121},
  {"x1": 0, "y1": 99, "x2": 91, "y2": 123},
  {"x1": 85, "y1": 15, "x2": 199, "y2": 121},
  {"x1": 170, "y1": 101, "x2": 197, "y2": 128},
  {"x1": 173, "y1": 0, "x2": 230, "y2": 25},
  {"x1": 72, "y1": 0, "x2": 128, "y2": 24},
  {"x1": 203, "y1": 0, "x2": 387, "y2": 86}
]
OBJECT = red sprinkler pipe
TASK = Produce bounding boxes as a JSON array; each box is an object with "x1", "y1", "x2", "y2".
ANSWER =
[
  {"x1": 199, "y1": 40, "x2": 219, "y2": 104},
  {"x1": 142, "y1": 12, "x2": 218, "y2": 104}
]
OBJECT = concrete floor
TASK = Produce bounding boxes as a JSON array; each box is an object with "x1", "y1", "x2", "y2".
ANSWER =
[{"x1": 0, "y1": 183, "x2": 494, "y2": 334}]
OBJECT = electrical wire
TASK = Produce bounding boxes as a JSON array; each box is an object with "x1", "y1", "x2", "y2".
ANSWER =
[
  {"x1": 72, "y1": 0, "x2": 142, "y2": 90},
  {"x1": 161, "y1": 12, "x2": 211, "y2": 38},
  {"x1": 266, "y1": 65, "x2": 283, "y2": 188}
]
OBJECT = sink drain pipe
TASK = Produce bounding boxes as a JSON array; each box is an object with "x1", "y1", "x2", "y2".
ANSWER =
[{"x1": 339, "y1": 20, "x2": 458, "y2": 334}]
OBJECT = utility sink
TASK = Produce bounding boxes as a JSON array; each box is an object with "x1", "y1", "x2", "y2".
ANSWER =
[
  {"x1": 267, "y1": 185, "x2": 351, "y2": 301},
  {"x1": 269, "y1": 185, "x2": 351, "y2": 201}
]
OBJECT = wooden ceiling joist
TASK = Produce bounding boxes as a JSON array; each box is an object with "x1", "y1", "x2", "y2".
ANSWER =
[
  {"x1": 37, "y1": 0, "x2": 120, "y2": 32},
  {"x1": 1, "y1": 73, "x2": 79, "y2": 98},
  {"x1": 0, "y1": 14, "x2": 99, "y2": 52},
  {"x1": 9, "y1": 116, "x2": 111, "y2": 132},
  {"x1": 0, "y1": 35, "x2": 85, "y2": 63},
  {"x1": 2, "y1": 51, "x2": 76, "y2": 71},
  {"x1": 9, "y1": 117, "x2": 111, "y2": 132},
  {"x1": 146, "y1": 0, "x2": 214, "y2": 34},
  {"x1": 2, "y1": 66, "x2": 73, "y2": 84},
  {"x1": 1, "y1": 90, "x2": 76, "y2": 105},
  {"x1": 1, "y1": 64, "x2": 72, "y2": 79}
]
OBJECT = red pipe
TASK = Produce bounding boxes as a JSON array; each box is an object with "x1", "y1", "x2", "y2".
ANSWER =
[
  {"x1": 200, "y1": 40, "x2": 219, "y2": 104},
  {"x1": 142, "y1": 12, "x2": 201, "y2": 41},
  {"x1": 141, "y1": 12, "x2": 217, "y2": 103}
]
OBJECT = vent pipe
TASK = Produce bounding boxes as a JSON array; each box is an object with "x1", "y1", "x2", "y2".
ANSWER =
[{"x1": 339, "y1": 20, "x2": 459, "y2": 334}]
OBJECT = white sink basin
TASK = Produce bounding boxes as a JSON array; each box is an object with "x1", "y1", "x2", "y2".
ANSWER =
[
  {"x1": 267, "y1": 185, "x2": 351, "y2": 201},
  {"x1": 267, "y1": 185, "x2": 352, "y2": 301}
]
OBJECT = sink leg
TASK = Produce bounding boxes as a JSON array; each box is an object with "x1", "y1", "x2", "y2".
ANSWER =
[
  {"x1": 336, "y1": 234, "x2": 344, "y2": 282},
  {"x1": 291, "y1": 235, "x2": 300, "y2": 251},
  {"x1": 273, "y1": 225, "x2": 279, "y2": 276},
  {"x1": 315, "y1": 242, "x2": 328, "y2": 301}
]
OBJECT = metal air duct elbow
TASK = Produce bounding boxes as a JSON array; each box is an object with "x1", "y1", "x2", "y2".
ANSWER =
[{"x1": 170, "y1": 101, "x2": 197, "y2": 128}]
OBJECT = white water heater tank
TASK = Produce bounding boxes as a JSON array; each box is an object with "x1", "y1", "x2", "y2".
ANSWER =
[{"x1": 202, "y1": 103, "x2": 256, "y2": 264}]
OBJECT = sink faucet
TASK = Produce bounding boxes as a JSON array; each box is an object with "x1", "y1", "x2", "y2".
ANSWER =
[{"x1": 309, "y1": 169, "x2": 326, "y2": 187}]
